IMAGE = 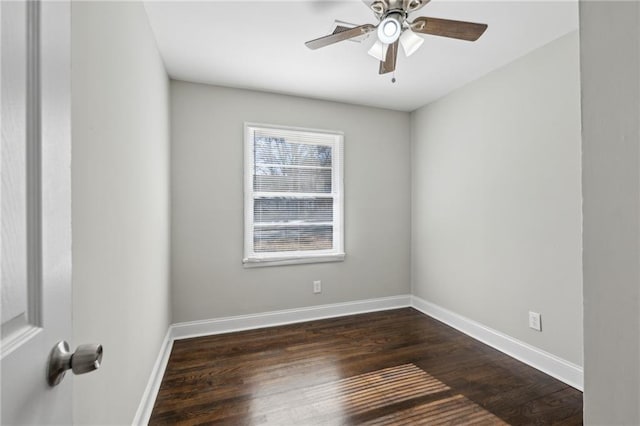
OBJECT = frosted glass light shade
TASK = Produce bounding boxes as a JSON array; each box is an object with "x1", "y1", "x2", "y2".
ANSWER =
[
  {"x1": 399, "y1": 29, "x2": 424, "y2": 57},
  {"x1": 367, "y1": 40, "x2": 388, "y2": 61},
  {"x1": 377, "y1": 15, "x2": 402, "y2": 44}
]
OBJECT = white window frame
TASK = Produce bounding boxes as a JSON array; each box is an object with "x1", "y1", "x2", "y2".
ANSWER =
[{"x1": 243, "y1": 123, "x2": 345, "y2": 267}]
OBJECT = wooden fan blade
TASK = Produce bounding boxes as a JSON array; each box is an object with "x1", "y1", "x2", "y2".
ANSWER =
[
  {"x1": 411, "y1": 17, "x2": 487, "y2": 41},
  {"x1": 379, "y1": 40, "x2": 398, "y2": 74},
  {"x1": 305, "y1": 24, "x2": 376, "y2": 50}
]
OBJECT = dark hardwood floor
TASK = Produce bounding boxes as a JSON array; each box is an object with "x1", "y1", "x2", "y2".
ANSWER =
[{"x1": 149, "y1": 308, "x2": 582, "y2": 425}]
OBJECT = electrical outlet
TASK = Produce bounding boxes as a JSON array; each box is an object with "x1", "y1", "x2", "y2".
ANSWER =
[
  {"x1": 528, "y1": 311, "x2": 541, "y2": 331},
  {"x1": 313, "y1": 280, "x2": 322, "y2": 294}
]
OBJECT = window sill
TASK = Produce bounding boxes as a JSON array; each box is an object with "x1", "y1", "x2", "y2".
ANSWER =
[{"x1": 243, "y1": 253, "x2": 345, "y2": 268}]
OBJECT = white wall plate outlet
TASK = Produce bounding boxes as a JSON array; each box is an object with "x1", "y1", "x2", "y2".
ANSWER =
[
  {"x1": 529, "y1": 311, "x2": 542, "y2": 331},
  {"x1": 313, "y1": 280, "x2": 322, "y2": 294}
]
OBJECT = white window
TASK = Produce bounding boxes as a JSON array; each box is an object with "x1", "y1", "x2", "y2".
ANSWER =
[{"x1": 243, "y1": 123, "x2": 345, "y2": 267}]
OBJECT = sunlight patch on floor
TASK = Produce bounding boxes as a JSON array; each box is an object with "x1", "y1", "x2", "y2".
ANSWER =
[
  {"x1": 248, "y1": 363, "x2": 499, "y2": 424},
  {"x1": 361, "y1": 394, "x2": 508, "y2": 425}
]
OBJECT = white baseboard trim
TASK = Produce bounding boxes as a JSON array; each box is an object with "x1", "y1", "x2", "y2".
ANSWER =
[
  {"x1": 133, "y1": 293, "x2": 583, "y2": 424},
  {"x1": 410, "y1": 295, "x2": 584, "y2": 391},
  {"x1": 132, "y1": 295, "x2": 411, "y2": 424},
  {"x1": 171, "y1": 295, "x2": 412, "y2": 340},
  {"x1": 132, "y1": 328, "x2": 174, "y2": 426}
]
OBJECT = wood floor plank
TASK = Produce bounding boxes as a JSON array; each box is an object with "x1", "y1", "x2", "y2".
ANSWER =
[{"x1": 150, "y1": 308, "x2": 582, "y2": 425}]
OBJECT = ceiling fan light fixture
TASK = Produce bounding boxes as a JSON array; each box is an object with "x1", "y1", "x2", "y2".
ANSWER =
[
  {"x1": 399, "y1": 29, "x2": 424, "y2": 57},
  {"x1": 377, "y1": 14, "x2": 402, "y2": 44},
  {"x1": 304, "y1": 1, "x2": 488, "y2": 76},
  {"x1": 367, "y1": 39, "x2": 388, "y2": 61}
]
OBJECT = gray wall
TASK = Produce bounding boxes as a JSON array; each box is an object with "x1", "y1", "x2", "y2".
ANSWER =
[
  {"x1": 580, "y1": 2, "x2": 640, "y2": 423},
  {"x1": 170, "y1": 81, "x2": 411, "y2": 322},
  {"x1": 71, "y1": 2, "x2": 171, "y2": 424},
  {"x1": 411, "y1": 32, "x2": 583, "y2": 365}
]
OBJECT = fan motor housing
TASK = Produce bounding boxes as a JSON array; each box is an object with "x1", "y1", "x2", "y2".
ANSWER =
[{"x1": 369, "y1": 0, "x2": 426, "y2": 19}]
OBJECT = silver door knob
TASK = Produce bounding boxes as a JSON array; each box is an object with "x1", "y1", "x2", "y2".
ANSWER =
[{"x1": 47, "y1": 341, "x2": 103, "y2": 386}]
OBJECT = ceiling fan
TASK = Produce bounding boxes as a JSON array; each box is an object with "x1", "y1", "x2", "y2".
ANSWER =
[{"x1": 305, "y1": 0, "x2": 488, "y2": 76}]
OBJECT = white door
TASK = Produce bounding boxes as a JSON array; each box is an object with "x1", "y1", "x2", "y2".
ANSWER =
[{"x1": 1, "y1": 0, "x2": 76, "y2": 423}]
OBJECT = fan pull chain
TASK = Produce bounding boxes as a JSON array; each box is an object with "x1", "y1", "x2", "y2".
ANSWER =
[{"x1": 391, "y1": 71, "x2": 397, "y2": 84}]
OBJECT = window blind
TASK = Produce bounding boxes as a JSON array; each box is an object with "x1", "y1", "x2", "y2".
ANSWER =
[{"x1": 244, "y1": 124, "x2": 344, "y2": 266}]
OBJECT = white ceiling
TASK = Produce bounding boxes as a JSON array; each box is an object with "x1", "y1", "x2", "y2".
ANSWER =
[{"x1": 144, "y1": 0, "x2": 578, "y2": 112}]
